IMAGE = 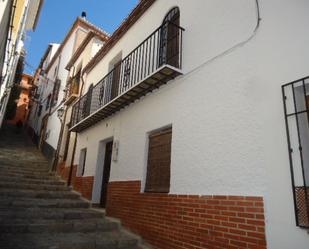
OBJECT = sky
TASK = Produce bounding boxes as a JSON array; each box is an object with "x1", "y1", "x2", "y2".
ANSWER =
[{"x1": 24, "y1": 0, "x2": 139, "y2": 75}]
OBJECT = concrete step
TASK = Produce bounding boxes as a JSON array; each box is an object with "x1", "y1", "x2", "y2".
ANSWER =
[
  {"x1": 0, "y1": 164, "x2": 50, "y2": 172},
  {"x1": 0, "y1": 207, "x2": 105, "y2": 221},
  {"x1": 0, "y1": 231, "x2": 139, "y2": 249},
  {"x1": 0, "y1": 176, "x2": 65, "y2": 185},
  {"x1": 4, "y1": 171, "x2": 58, "y2": 180},
  {"x1": 0, "y1": 218, "x2": 120, "y2": 234},
  {"x1": 0, "y1": 182, "x2": 70, "y2": 191},
  {"x1": 0, "y1": 197, "x2": 90, "y2": 209},
  {"x1": 0, "y1": 160, "x2": 49, "y2": 165},
  {"x1": 0, "y1": 189, "x2": 79, "y2": 199},
  {"x1": 0, "y1": 168, "x2": 54, "y2": 176}
]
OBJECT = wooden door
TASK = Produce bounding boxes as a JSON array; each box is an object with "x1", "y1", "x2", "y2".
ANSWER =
[
  {"x1": 100, "y1": 141, "x2": 113, "y2": 208},
  {"x1": 166, "y1": 18, "x2": 180, "y2": 68},
  {"x1": 111, "y1": 62, "x2": 121, "y2": 100}
]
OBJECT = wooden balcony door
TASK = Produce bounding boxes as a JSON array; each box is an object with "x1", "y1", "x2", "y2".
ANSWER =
[
  {"x1": 159, "y1": 7, "x2": 180, "y2": 68},
  {"x1": 111, "y1": 61, "x2": 122, "y2": 100}
]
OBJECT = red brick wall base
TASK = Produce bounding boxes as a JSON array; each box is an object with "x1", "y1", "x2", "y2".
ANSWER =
[
  {"x1": 56, "y1": 162, "x2": 94, "y2": 200},
  {"x1": 107, "y1": 181, "x2": 267, "y2": 249}
]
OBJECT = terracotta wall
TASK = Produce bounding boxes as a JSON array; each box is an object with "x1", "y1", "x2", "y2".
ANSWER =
[
  {"x1": 107, "y1": 181, "x2": 266, "y2": 249},
  {"x1": 57, "y1": 162, "x2": 94, "y2": 200}
]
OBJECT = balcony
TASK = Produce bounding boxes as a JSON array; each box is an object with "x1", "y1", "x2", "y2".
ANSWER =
[
  {"x1": 70, "y1": 21, "x2": 184, "y2": 132},
  {"x1": 64, "y1": 76, "x2": 80, "y2": 105}
]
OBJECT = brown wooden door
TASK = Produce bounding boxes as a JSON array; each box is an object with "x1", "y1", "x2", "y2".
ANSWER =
[
  {"x1": 111, "y1": 62, "x2": 121, "y2": 100},
  {"x1": 100, "y1": 141, "x2": 113, "y2": 208},
  {"x1": 166, "y1": 19, "x2": 180, "y2": 68}
]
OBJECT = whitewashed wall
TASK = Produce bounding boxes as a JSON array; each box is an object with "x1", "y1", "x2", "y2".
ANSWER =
[
  {"x1": 74, "y1": 0, "x2": 309, "y2": 248},
  {"x1": 59, "y1": 37, "x2": 105, "y2": 165},
  {"x1": 44, "y1": 27, "x2": 89, "y2": 149},
  {"x1": 27, "y1": 43, "x2": 59, "y2": 135}
]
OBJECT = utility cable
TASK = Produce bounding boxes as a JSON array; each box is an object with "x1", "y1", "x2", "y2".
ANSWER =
[{"x1": 182, "y1": 0, "x2": 261, "y2": 78}]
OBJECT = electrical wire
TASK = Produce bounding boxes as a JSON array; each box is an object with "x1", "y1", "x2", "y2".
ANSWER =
[{"x1": 182, "y1": 0, "x2": 261, "y2": 77}]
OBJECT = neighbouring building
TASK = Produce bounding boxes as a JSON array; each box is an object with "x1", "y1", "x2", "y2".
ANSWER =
[
  {"x1": 6, "y1": 73, "x2": 33, "y2": 125},
  {"x1": 56, "y1": 30, "x2": 110, "y2": 198},
  {"x1": 27, "y1": 16, "x2": 109, "y2": 163},
  {"x1": 26, "y1": 43, "x2": 60, "y2": 144},
  {"x1": 27, "y1": 0, "x2": 309, "y2": 248},
  {"x1": 0, "y1": 0, "x2": 43, "y2": 129},
  {"x1": 0, "y1": 0, "x2": 13, "y2": 81}
]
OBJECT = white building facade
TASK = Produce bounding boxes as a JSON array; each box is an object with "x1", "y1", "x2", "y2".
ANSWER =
[
  {"x1": 27, "y1": 43, "x2": 59, "y2": 144},
  {"x1": 64, "y1": 0, "x2": 309, "y2": 249}
]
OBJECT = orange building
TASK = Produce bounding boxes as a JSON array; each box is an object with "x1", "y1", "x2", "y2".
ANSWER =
[{"x1": 6, "y1": 74, "x2": 33, "y2": 125}]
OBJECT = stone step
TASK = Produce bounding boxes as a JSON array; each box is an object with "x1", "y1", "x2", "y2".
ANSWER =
[
  {"x1": 0, "y1": 168, "x2": 54, "y2": 176},
  {"x1": 0, "y1": 182, "x2": 70, "y2": 191},
  {"x1": 0, "y1": 163, "x2": 49, "y2": 171},
  {"x1": 0, "y1": 176, "x2": 65, "y2": 185},
  {"x1": 0, "y1": 189, "x2": 79, "y2": 199},
  {"x1": 0, "y1": 207, "x2": 105, "y2": 221},
  {"x1": 0, "y1": 197, "x2": 90, "y2": 209},
  {"x1": 4, "y1": 171, "x2": 58, "y2": 180},
  {"x1": 0, "y1": 218, "x2": 120, "y2": 234},
  {"x1": 0, "y1": 230, "x2": 139, "y2": 249}
]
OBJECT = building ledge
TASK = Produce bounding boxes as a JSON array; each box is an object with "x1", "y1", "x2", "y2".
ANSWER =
[{"x1": 70, "y1": 65, "x2": 182, "y2": 132}]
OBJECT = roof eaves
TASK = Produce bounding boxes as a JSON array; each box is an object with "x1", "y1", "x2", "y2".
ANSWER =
[{"x1": 83, "y1": 0, "x2": 156, "y2": 74}]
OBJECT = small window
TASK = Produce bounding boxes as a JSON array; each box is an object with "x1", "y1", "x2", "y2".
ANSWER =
[
  {"x1": 37, "y1": 105, "x2": 42, "y2": 117},
  {"x1": 145, "y1": 127, "x2": 172, "y2": 193},
  {"x1": 51, "y1": 79, "x2": 61, "y2": 107},
  {"x1": 78, "y1": 148, "x2": 87, "y2": 176},
  {"x1": 45, "y1": 94, "x2": 51, "y2": 110},
  {"x1": 54, "y1": 66, "x2": 58, "y2": 77}
]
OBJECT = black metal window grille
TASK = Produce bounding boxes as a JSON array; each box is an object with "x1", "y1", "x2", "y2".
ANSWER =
[
  {"x1": 159, "y1": 7, "x2": 180, "y2": 67},
  {"x1": 51, "y1": 79, "x2": 61, "y2": 107},
  {"x1": 71, "y1": 21, "x2": 184, "y2": 128},
  {"x1": 282, "y1": 76, "x2": 309, "y2": 228}
]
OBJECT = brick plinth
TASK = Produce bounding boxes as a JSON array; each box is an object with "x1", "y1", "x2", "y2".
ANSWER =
[
  {"x1": 106, "y1": 181, "x2": 267, "y2": 249},
  {"x1": 56, "y1": 163, "x2": 94, "y2": 200}
]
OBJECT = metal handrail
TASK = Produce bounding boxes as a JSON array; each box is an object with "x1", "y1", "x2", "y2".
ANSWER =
[{"x1": 71, "y1": 21, "x2": 184, "y2": 127}]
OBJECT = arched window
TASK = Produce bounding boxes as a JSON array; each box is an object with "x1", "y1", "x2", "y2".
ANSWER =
[
  {"x1": 159, "y1": 7, "x2": 180, "y2": 68},
  {"x1": 163, "y1": 7, "x2": 180, "y2": 25}
]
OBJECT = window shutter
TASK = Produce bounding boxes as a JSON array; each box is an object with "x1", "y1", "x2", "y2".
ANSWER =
[
  {"x1": 145, "y1": 127, "x2": 172, "y2": 193},
  {"x1": 52, "y1": 79, "x2": 61, "y2": 107}
]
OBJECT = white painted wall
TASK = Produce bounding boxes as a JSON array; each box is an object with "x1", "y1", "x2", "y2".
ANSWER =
[
  {"x1": 73, "y1": 0, "x2": 309, "y2": 248},
  {"x1": 27, "y1": 43, "x2": 59, "y2": 135},
  {"x1": 58, "y1": 36, "x2": 105, "y2": 165},
  {"x1": 44, "y1": 26, "x2": 90, "y2": 149}
]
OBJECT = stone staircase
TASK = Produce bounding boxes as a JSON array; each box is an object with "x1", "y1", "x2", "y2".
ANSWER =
[{"x1": 0, "y1": 126, "x2": 147, "y2": 249}]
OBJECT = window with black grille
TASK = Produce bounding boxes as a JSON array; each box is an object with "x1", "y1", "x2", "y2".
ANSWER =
[
  {"x1": 282, "y1": 77, "x2": 309, "y2": 228},
  {"x1": 51, "y1": 79, "x2": 61, "y2": 107},
  {"x1": 145, "y1": 127, "x2": 172, "y2": 193}
]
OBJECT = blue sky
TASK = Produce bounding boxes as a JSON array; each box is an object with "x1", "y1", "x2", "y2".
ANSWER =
[{"x1": 24, "y1": 0, "x2": 139, "y2": 74}]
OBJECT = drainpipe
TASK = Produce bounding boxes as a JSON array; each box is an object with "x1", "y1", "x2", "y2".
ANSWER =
[
  {"x1": 51, "y1": 104, "x2": 67, "y2": 172},
  {"x1": 67, "y1": 71, "x2": 86, "y2": 186}
]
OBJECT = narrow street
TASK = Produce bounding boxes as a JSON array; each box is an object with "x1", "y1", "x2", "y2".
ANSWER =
[{"x1": 0, "y1": 125, "x2": 140, "y2": 249}]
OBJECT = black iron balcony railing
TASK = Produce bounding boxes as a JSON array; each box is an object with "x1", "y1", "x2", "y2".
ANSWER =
[
  {"x1": 70, "y1": 21, "x2": 184, "y2": 132},
  {"x1": 282, "y1": 76, "x2": 309, "y2": 228}
]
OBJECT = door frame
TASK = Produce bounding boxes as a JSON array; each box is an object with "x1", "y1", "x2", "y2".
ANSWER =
[
  {"x1": 100, "y1": 140, "x2": 113, "y2": 207},
  {"x1": 92, "y1": 138, "x2": 114, "y2": 205}
]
